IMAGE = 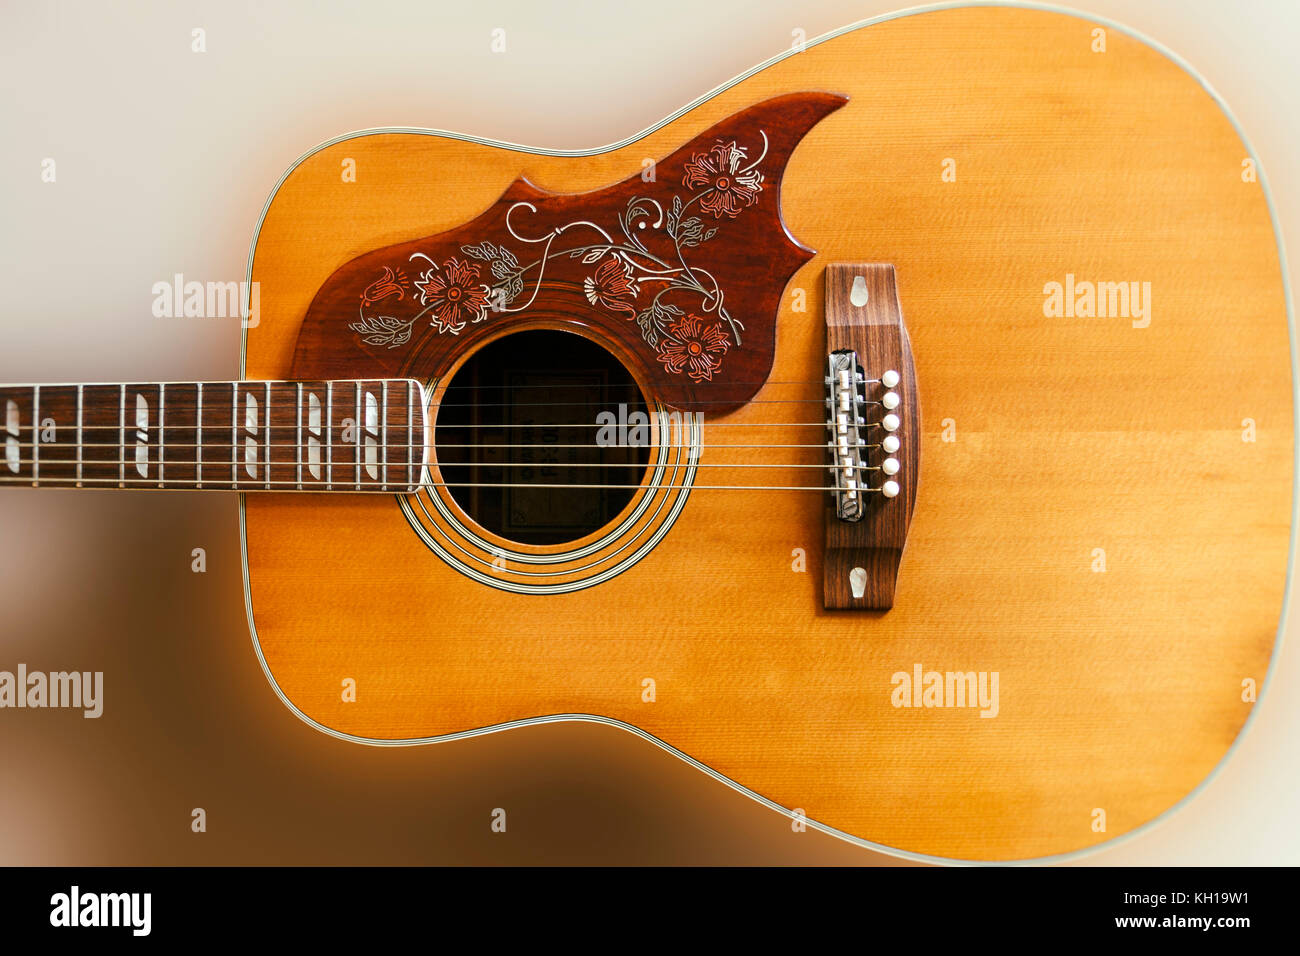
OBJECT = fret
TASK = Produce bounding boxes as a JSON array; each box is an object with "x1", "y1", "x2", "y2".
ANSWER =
[
  {"x1": 264, "y1": 381, "x2": 272, "y2": 491},
  {"x1": 32, "y1": 386, "x2": 40, "y2": 486},
  {"x1": 196, "y1": 382, "x2": 204, "y2": 487},
  {"x1": 118, "y1": 385, "x2": 126, "y2": 488},
  {"x1": 0, "y1": 380, "x2": 423, "y2": 493},
  {"x1": 76, "y1": 385, "x2": 83, "y2": 486},
  {"x1": 325, "y1": 381, "x2": 334, "y2": 490},
  {"x1": 295, "y1": 382, "x2": 303, "y2": 490},
  {"x1": 230, "y1": 383, "x2": 239, "y2": 490},
  {"x1": 157, "y1": 384, "x2": 165, "y2": 488}
]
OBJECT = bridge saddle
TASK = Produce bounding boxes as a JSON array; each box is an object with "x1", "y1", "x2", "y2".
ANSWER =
[{"x1": 825, "y1": 350, "x2": 903, "y2": 521}]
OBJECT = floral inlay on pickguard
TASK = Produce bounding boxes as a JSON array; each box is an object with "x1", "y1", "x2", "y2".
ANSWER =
[{"x1": 349, "y1": 135, "x2": 768, "y2": 382}]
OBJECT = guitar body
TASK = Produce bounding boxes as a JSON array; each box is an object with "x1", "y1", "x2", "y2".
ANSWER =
[{"x1": 241, "y1": 5, "x2": 1292, "y2": 861}]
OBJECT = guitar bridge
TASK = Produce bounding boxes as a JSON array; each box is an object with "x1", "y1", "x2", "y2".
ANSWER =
[{"x1": 823, "y1": 264, "x2": 919, "y2": 610}]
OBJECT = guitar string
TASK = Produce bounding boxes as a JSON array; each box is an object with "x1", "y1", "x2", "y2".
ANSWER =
[
  {"x1": 434, "y1": 379, "x2": 864, "y2": 390},
  {"x1": 0, "y1": 397, "x2": 854, "y2": 412},
  {"x1": 0, "y1": 385, "x2": 883, "y2": 415},
  {"x1": 402, "y1": 397, "x2": 841, "y2": 408},
  {"x1": 0, "y1": 445, "x2": 893, "y2": 490},
  {"x1": 3, "y1": 440, "x2": 854, "y2": 451},
  {"x1": 4, "y1": 427, "x2": 895, "y2": 458},
  {"x1": 0, "y1": 397, "x2": 858, "y2": 414},
  {"x1": 0, "y1": 430, "x2": 890, "y2": 453},
  {"x1": 6, "y1": 421, "x2": 863, "y2": 432},
  {"x1": 0, "y1": 447, "x2": 893, "y2": 491},
  {"x1": 0, "y1": 379, "x2": 873, "y2": 395},
  {"x1": 0, "y1": 456, "x2": 885, "y2": 471},
  {"x1": 0, "y1": 475, "x2": 880, "y2": 493}
]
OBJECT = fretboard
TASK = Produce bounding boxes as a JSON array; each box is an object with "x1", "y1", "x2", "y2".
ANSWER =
[{"x1": 0, "y1": 380, "x2": 426, "y2": 492}]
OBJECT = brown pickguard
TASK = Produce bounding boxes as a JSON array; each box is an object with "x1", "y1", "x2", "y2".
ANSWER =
[{"x1": 291, "y1": 93, "x2": 847, "y2": 414}]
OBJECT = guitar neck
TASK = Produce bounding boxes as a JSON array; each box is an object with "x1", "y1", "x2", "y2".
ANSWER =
[{"x1": 0, "y1": 380, "x2": 427, "y2": 492}]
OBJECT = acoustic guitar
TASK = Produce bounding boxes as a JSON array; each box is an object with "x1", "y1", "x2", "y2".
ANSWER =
[{"x1": 2, "y1": 5, "x2": 1291, "y2": 862}]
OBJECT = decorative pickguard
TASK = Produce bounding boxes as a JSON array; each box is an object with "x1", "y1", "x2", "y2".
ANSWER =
[{"x1": 292, "y1": 92, "x2": 848, "y2": 411}]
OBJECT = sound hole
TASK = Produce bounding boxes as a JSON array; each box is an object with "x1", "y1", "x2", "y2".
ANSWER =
[{"x1": 434, "y1": 330, "x2": 650, "y2": 546}]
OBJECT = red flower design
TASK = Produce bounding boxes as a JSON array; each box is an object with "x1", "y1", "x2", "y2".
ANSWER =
[
  {"x1": 414, "y1": 257, "x2": 490, "y2": 334},
  {"x1": 682, "y1": 140, "x2": 763, "y2": 219},
  {"x1": 360, "y1": 266, "x2": 408, "y2": 306},
  {"x1": 657, "y1": 313, "x2": 730, "y2": 382},
  {"x1": 584, "y1": 256, "x2": 638, "y2": 317}
]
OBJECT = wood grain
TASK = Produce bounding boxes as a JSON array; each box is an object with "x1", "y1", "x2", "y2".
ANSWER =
[{"x1": 242, "y1": 6, "x2": 1293, "y2": 861}]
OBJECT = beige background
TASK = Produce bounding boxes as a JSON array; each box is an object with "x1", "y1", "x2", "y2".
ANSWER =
[{"x1": 0, "y1": 0, "x2": 1295, "y2": 864}]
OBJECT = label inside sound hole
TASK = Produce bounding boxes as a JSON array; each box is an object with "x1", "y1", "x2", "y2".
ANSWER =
[{"x1": 505, "y1": 369, "x2": 604, "y2": 537}]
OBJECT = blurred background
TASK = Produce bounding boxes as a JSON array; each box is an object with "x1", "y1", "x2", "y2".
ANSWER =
[{"x1": 0, "y1": 0, "x2": 1296, "y2": 864}]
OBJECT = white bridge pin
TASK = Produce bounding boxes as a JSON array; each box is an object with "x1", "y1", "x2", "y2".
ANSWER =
[
  {"x1": 882, "y1": 434, "x2": 900, "y2": 454},
  {"x1": 881, "y1": 480, "x2": 900, "y2": 498},
  {"x1": 881, "y1": 369, "x2": 900, "y2": 388},
  {"x1": 882, "y1": 413, "x2": 901, "y2": 432},
  {"x1": 850, "y1": 275, "x2": 870, "y2": 307},
  {"x1": 881, "y1": 391, "x2": 900, "y2": 410},
  {"x1": 882, "y1": 457, "x2": 900, "y2": 476},
  {"x1": 849, "y1": 567, "x2": 868, "y2": 599}
]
